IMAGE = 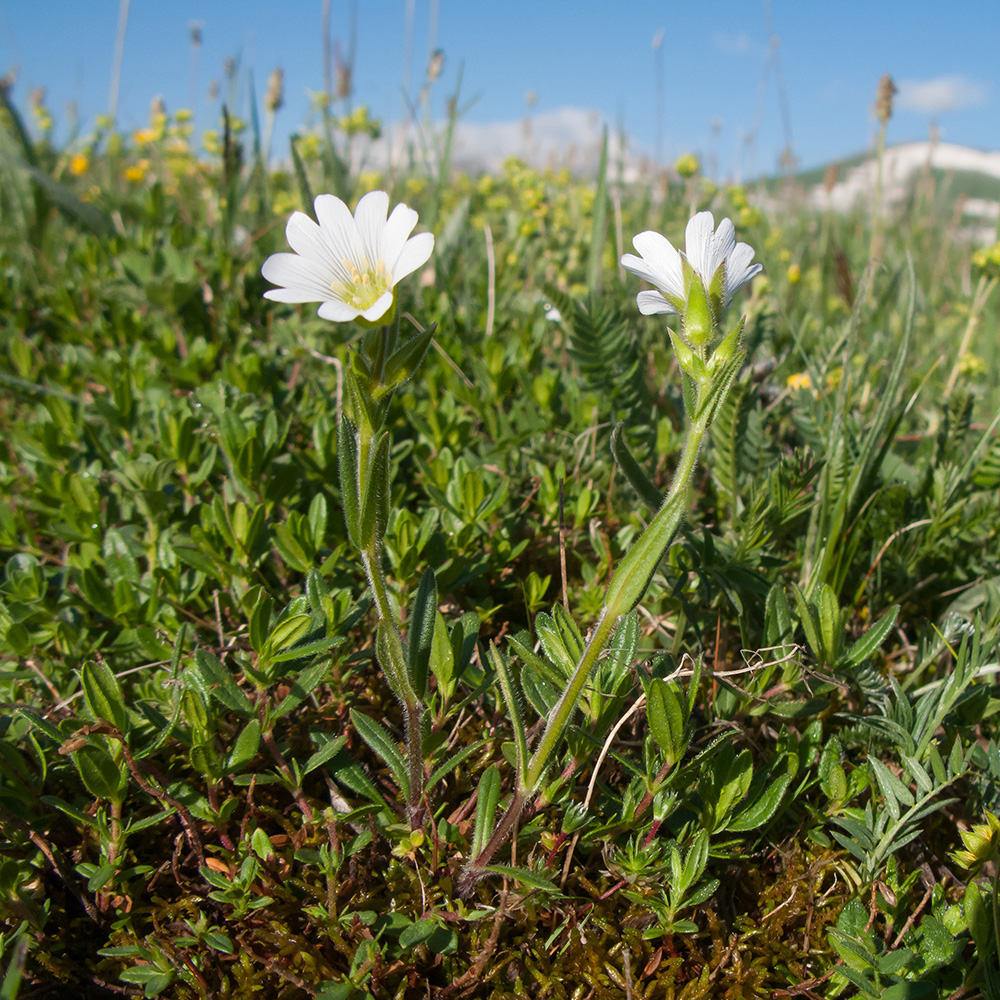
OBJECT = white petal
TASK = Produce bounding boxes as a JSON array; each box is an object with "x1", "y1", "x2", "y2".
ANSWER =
[
  {"x1": 391, "y1": 232, "x2": 434, "y2": 282},
  {"x1": 285, "y1": 211, "x2": 331, "y2": 264},
  {"x1": 318, "y1": 298, "x2": 361, "y2": 322},
  {"x1": 262, "y1": 252, "x2": 337, "y2": 301},
  {"x1": 636, "y1": 290, "x2": 679, "y2": 315},
  {"x1": 684, "y1": 212, "x2": 716, "y2": 280},
  {"x1": 381, "y1": 202, "x2": 420, "y2": 267},
  {"x1": 353, "y1": 190, "x2": 390, "y2": 262},
  {"x1": 359, "y1": 290, "x2": 395, "y2": 322},
  {"x1": 623, "y1": 230, "x2": 684, "y2": 297},
  {"x1": 314, "y1": 193, "x2": 365, "y2": 271},
  {"x1": 723, "y1": 244, "x2": 762, "y2": 301},
  {"x1": 708, "y1": 217, "x2": 736, "y2": 278}
]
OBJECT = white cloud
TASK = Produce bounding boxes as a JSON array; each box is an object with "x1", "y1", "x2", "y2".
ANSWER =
[
  {"x1": 896, "y1": 75, "x2": 988, "y2": 114},
  {"x1": 451, "y1": 107, "x2": 608, "y2": 171},
  {"x1": 343, "y1": 106, "x2": 622, "y2": 175}
]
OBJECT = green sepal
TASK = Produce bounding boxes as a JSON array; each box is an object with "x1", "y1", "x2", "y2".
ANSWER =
[
  {"x1": 337, "y1": 414, "x2": 362, "y2": 549},
  {"x1": 681, "y1": 259, "x2": 714, "y2": 348},
  {"x1": 709, "y1": 315, "x2": 745, "y2": 373},
  {"x1": 707, "y1": 261, "x2": 727, "y2": 327},
  {"x1": 668, "y1": 330, "x2": 708, "y2": 383},
  {"x1": 694, "y1": 348, "x2": 746, "y2": 426}
]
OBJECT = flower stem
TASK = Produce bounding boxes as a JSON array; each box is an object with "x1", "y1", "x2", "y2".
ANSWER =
[
  {"x1": 360, "y1": 546, "x2": 425, "y2": 826},
  {"x1": 464, "y1": 403, "x2": 716, "y2": 878}
]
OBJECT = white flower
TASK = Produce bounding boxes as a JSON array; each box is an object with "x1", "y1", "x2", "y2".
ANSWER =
[
  {"x1": 262, "y1": 191, "x2": 434, "y2": 324},
  {"x1": 621, "y1": 211, "x2": 761, "y2": 319}
]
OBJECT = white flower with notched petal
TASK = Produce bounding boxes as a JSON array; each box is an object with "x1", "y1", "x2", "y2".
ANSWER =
[
  {"x1": 621, "y1": 211, "x2": 761, "y2": 322},
  {"x1": 262, "y1": 191, "x2": 434, "y2": 324}
]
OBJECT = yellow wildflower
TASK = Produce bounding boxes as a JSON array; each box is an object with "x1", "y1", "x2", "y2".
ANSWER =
[
  {"x1": 951, "y1": 812, "x2": 1000, "y2": 875},
  {"x1": 787, "y1": 264, "x2": 801, "y2": 284},
  {"x1": 786, "y1": 372, "x2": 811, "y2": 392},
  {"x1": 125, "y1": 160, "x2": 149, "y2": 183},
  {"x1": 69, "y1": 153, "x2": 89, "y2": 176},
  {"x1": 674, "y1": 153, "x2": 700, "y2": 178}
]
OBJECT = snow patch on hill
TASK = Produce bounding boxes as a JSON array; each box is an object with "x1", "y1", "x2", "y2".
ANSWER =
[{"x1": 812, "y1": 142, "x2": 1000, "y2": 215}]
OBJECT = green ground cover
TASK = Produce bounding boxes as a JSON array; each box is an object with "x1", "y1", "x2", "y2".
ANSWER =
[{"x1": 2, "y1": 86, "x2": 1000, "y2": 999}]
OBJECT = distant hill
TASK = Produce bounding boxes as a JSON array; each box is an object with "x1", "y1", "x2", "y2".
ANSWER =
[{"x1": 798, "y1": 142, "x2": 1000, "y2": 239}]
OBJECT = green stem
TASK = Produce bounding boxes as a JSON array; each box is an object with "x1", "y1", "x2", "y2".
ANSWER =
[
  {"x1": 993, "y1": 864, "x2": 1000, "y2": 972},
  {"x1": 463, "y1": 400, "x2": 716, "y2": 882},
  {"x1": 350, "y1": 323, "x2": 425, "y2": 825},
  {"x1": 360, "y1": 546, "x2": 424, "y2": 824},
  {"x1": 944, "y1": 274, "x2": 997, "y2": 398}
]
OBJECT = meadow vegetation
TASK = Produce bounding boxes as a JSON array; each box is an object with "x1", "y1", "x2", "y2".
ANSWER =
[{"x1": 1, "y1": 72, "x2": 1000, "y2": 999}]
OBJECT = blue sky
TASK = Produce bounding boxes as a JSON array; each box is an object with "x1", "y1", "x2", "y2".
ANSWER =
[{"x1": 0, "y1": 1, "x2": 996, "y2": 178}]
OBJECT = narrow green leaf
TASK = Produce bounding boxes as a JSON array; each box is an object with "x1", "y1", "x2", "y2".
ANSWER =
[
  {"x1": 727, "y1": 766, "x2": 794, "y2": 832},
  {"x1": 227, "y1": 719, "x2": 261, "y2": 772},
  {"x1": 359, "y1": 430, "x2": 390, "y2": 547},
  {"x1": 249, "y1": 589, "x2": 272, "y2": 657},
  {"x1": 490, "y1": 643, "x2": 529, "y2": 786},
  {"x1": 192, "y1": 649, "x2": 254, "y2": 719},
  {"x1": 845, "y1": 605, "x2": 899, "y2": 666},
  {"x1": 307, "y1": 493, "x2": 328, "y2": 548},
  {"x1": 646, "y1": 678, "x2": 689, "y2": 768},
  {"x1": 379, "y1": 325, "x2": 437, "y2": 398},
  {"x1": 350, "y1": 709, "x2": 409, "y2": 800},
  {"x1": 0, "y1": 936, "x2": 27, "y2": 1000},
  {"x1": 265, "y1": 613, "x2": 312, "y2": 655},
  {"x1": 471, "y1": 764, "x2": 501, "y2": 858},
  {"x1": 429, "y1": 611, "x2": 455, "y2": 698},
  {"x1": 610, "y1": 421, "x2": 662, "y2": 512},
  {"x1": 74, "y1": 743, "x2": 126, "y2": 805},
  {"x1": 586, "y1": 125, "x2": 609, "y2": 294},
  {"x1": 337, "y1": 415, "x2": 361, "y2": 548},
  {"x1": 103, "y1": 528, "x2": 140, "y2": 585},
  {"x1": 272, "y1": 660, "x2": 331, "y2": 718},
  {"x1": 427, "y1": 739, "x2": 488, "y2": 791},
  {"x1": 80, "y1": 660, "x2": 128, "y2": 733},
  {"x1": 407, "y1": 569, "x2": 438, "y2": 698},
  {"x1": 484, "y1": 864, "x2": 560, "y2": 894},
  {"x1": 289, "y1": 134, "x2": 315, "y2": 211},
  {"x1": 270, "y1": 634, "x2": 343, "y2": 665},
  {"x1": 303, "y1": 734, "x2": 348, "y2": 775}
]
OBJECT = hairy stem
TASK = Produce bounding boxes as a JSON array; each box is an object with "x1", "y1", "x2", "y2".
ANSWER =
[{"x1": 464, "y1": 401, "x2": 717, "y2": 880}]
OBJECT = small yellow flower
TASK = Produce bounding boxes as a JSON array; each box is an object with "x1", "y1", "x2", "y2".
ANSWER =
[
  {"x1": 959, "y1": 353, "x2": 987, "y2": 377},
  {"x1": 787, "y1": 264, "x2": 801, "y2": 284},
  {"x1": 674, "y1": 152, "x2": 700, "y2": 178},
  {"x1": 133, "y1": 128, "x2": 156, "y2": 145},
  {"x1": 404, "y1": 177, "x2": 426, "y2": 199},
  {"x1": 786, "y1": 372, "x2": 811, "y2": 392},
  {"x1": 68, "y1": 153, "x2": 89, "y2": 176},
  {"x1": 125, "y1": 160, "x2": 149, "y2": 183},
  {"x1": 951, "y1": 812, "x2": 1000, "y2": 874},
  {"x1": 973, "y1": 243, "x2": 1000, "y2": 278}
]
